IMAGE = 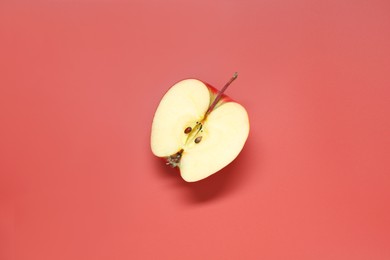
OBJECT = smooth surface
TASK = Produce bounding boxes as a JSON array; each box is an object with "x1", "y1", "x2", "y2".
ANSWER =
[
  {"x1": 1, "y1": 1, "x2": 389, "y2": 259},
  {"x1": 151, "y1": 79, "x2": 210, "y2": 157}
]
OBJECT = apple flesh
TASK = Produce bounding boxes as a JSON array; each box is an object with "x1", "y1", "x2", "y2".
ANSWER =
[{"x1": 151, "y1": 75, "x2": 249, "y2": 182}]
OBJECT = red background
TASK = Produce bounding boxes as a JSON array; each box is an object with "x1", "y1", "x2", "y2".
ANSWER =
[{"x1": 1, "y1": 1, "x2": 390, "y2": 259}]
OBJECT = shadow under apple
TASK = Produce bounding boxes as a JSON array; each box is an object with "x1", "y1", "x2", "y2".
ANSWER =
[
  {"x1": 153, "y1": 140, "x2": 257, "y2": 204},
  {"x1": 181, "y1": 140, "x2": 256, "y2": 204}
]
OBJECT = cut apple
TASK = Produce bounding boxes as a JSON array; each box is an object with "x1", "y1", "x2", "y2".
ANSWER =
[{"x1": 151, "y1": 73, "x2": 249, "y2": 182}]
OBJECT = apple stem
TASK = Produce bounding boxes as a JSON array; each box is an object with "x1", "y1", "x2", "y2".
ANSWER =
[{"x1": 204, "y1": 72, "x2": 238, "y2": 119}]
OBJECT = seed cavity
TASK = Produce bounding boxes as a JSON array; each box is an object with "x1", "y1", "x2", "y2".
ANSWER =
[
  {"x1": 184, "y1": 127, "x2": 192, "y2": 134},
  {"x1": 194, "y1": 136, "x2": 202, "y2": 144}
]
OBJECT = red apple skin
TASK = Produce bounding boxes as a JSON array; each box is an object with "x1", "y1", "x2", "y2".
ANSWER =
[{"x1": 203, "y1": 81, "x2": 234, "y2": 104}]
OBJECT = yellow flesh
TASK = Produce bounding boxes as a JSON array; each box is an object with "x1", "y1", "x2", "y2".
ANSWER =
[
  {"x1": 151, "y1": 79, "x2": 210, "y2": 157},
  {"x1": 151, "y1": 79, "x2": 250, "y2": 182}
]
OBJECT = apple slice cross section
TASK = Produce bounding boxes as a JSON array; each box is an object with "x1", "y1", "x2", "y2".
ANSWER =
[
  {"x1": 151, "y1": 79, "x2": 210, "y2": 157},
  {"x1": 151, "y1": 75, "x2": 250, "y2": 182}
]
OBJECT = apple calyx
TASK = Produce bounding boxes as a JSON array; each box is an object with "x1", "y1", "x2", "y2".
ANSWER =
[
  {"x1": 166, "y1": 149, "x2": 184, "y2": 168},
  {"x1": 165, "y1": 73, "x2": 239, "y2": 168}
]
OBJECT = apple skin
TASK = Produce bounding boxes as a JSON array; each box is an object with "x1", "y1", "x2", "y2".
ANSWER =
[
  {"x1": 203, "y1": 81, "x2": 235, "y2": 114},
  {"x1": 204, "y1": 81, "x2": 233, "y2": 102}
]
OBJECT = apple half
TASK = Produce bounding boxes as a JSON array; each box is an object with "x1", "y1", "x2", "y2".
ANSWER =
[{"x1": 151, "y1": 73, "x2": 249, "y2": 182}]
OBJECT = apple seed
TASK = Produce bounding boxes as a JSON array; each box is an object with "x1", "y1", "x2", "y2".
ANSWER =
[
  {"x1": 194, "y1": 136, "x2": 202, "y2": 143},
  {"x1": 184, "y1": 127, "x2": 192, "y2": 134}
]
